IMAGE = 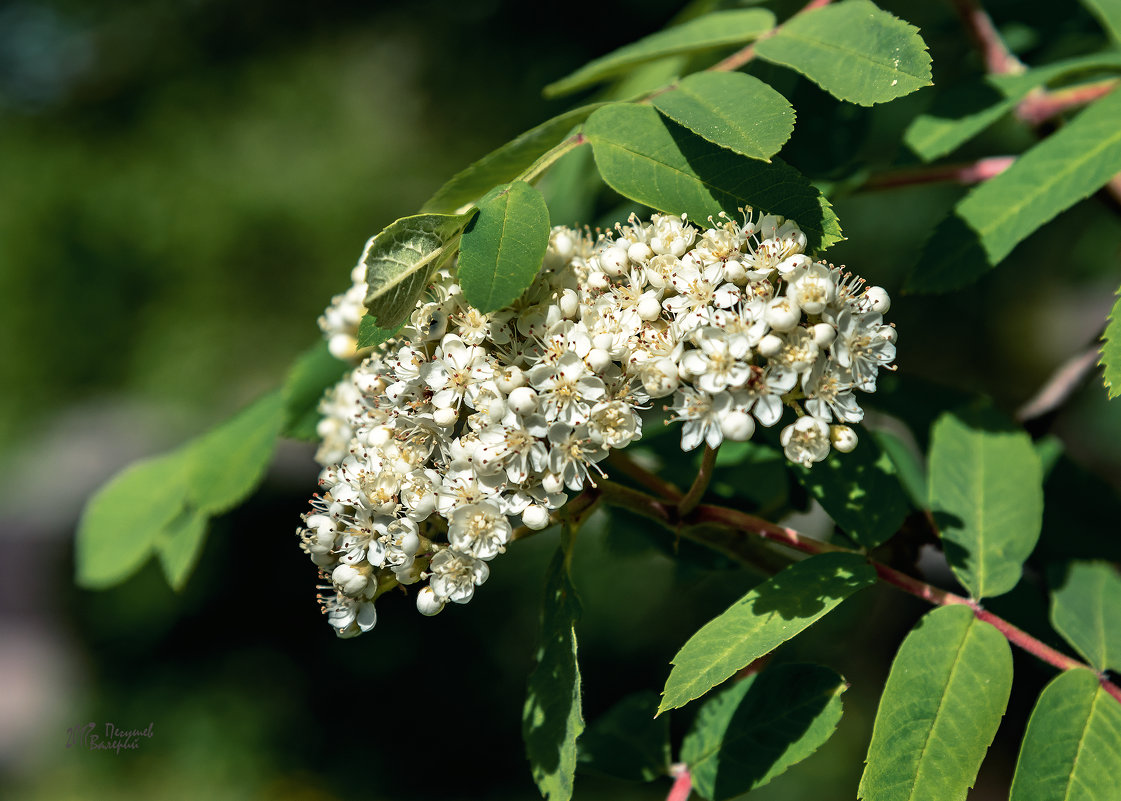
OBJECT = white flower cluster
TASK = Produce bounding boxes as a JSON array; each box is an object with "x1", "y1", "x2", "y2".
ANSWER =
[{"x1": 301, "y1": 210, "x2": 896, "y2": 637}]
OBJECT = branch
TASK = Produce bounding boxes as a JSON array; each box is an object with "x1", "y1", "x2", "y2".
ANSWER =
[
  {"x1": 1015, "y1": 345, "x2": 1100, "y2": 422},
  {"x1": 948, "y1": 0, "x2": 1025, "y2": 76},
  {"x1": 667, "y1": 764, "x2": 692, "y2": 801},
  {"x1": 591, "y1": 483, "x2": 1121, "y2": 700},
  {"x1": 606, "y1": 449, "x2": 685, "y2": 501},
  {"x1": 678, "y1": 445, "x2": 718, "y2": 516},
  {"x1": 1016, "y1": 79, "x2": 1120, "y2": 126},
  {"x1": 710, "y1": 0, "x2": 832, "y2": 73},
  {"x1": 862, "y1": 156, "x2": 1015, "y2": 190}
]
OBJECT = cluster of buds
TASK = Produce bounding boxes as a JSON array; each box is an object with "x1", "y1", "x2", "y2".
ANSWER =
[{"x1": 303, "y1": 210, "x2": 896, "y2": 636}]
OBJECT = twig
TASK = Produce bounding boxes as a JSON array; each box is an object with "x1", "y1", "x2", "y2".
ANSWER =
[
  {"x1": 606, "y1": 450, "x2": 684, "y2": 501},
  {"x1": 863, "y1": 156, "x2": 1015, "y2": 190},
  {"x1": 667, "y1": 764, "x2": 692, "y2": 801},
  {"x1": 590, "y1": 482, "x2": 1121, "y2": 700},
  {"x1": 1016, "y1": 79, "x2": 1120, "y2": 125},
  {"x1": 948, "y1": 0, "x2": 1025, "y2": 76},
  {"x1": 1015, "y1": 346, "x2": 1100, "y2": 422},
  {"x1": 710, "y1": 0, "x2": 833, "y2": 73},
  {"x1": 678, "y1": 445, "x2": 718, "y2": 516}
]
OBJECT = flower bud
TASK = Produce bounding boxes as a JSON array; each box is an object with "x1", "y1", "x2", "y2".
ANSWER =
[
  {"x1": 812, "y1": 323, "x2": 837, "y2": 348},
  {"x1": 507, "y1": 386, "x2": 538, "y2": 415},
  {"x1": 495, "y1": 365, "x2": 526, "y2": 394},
  {"x1": 720, "y1": 411, "x2": 756, "y2": 442},
  {"x1": 600, "y1": 246, "x2": 629, "y2": 277},
  {"x1": 586, "y1": 347, "x2": 611, "y2": 373},
  {"x1": 765, "y1": 297, "x2": 801, "y2": 332},
  {"x1": 627, "y1": 242, "x2": 652, "y2": 264},
  {"x1": 416, "y1": 586, "x2": 445, "y2": 616},
  {"x1": 522, "y1": 505, "x2": 551, "y2": 530},
  {"x1": 433, "y1": 407, "x2": 459, "y2": 427},
  {"x1": 758, "y1": 333, "x2": 783, "y2": 358},
  {"x1": 829, "y1": 425, "x2": 858, "y2": 453},
  {"x1": 865, "y1": 286, "x2": 890, "y2": 313},
  {"x1": 637, "y1": 293, "x2": 662, "y2": 321}
]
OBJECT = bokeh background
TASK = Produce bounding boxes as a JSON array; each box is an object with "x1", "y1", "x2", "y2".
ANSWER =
[{"x1": 2, "y1": 0, "x2": 1120, "y2": 799}]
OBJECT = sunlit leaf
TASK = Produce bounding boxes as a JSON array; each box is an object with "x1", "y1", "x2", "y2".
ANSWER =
[
  {"x1": 753, "y1": 0, "x2": 931, "y2": 106},
  {"x1": 859, "y1": 605, "x2": 1013, "y2": 801},
  {"x1": 545, "y1": 9, "x2": 775, "y2": 97},
  {"x1": 659, "y1": 553, "x2": 875, "y2": 713},
  {"x1": 585, "y1": 103, "x2": 841, "y2": 251},
  {"x1": 1050, "y1": 560, "x2": 1121, "y2": 672}
]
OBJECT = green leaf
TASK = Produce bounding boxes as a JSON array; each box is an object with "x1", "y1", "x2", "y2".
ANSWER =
[
  {"x1": 459, "y1": 181, "x2": 551, "y2": 313},
  {"x1": 1050, "y1": 561, "x2": 1121, "y2": 672},
  {"x1": 584, "y1": 103, "x2": 842, "y2": 251},
  {"x1": 1082, "y1": 0, "x2": 1121, "y2": 41},
  {"x1": 928, "y1": 409, "x2": 1044, "y2": 599},
  {"x1": 651, "y1": 72, "x2": 795, "y2": 162},
  {"x1": 362, "y1": 212, "x2": 472, "y2": 330},
  {"x1": 186, "y1": 391, "x2": 285, "y2": 516},
  {"x1": 858, "y1": 605, "x2": 1013, "y2": 801},
  {"x1": 356, "y1": 314, "x2": 403, "y2": 350},
  {"x1": 753, "y1": 0, "x2": 931, "y2": 106},
  {"x1": 544, "y1": 9, "x2": 776, "y2": 98},
  {"x1": 1101, "y1": 284, "x2": 1121, "y2": 399},
  {"x1": 1009, "y1": 668, "x2": 1121, "y2": 801},
  {"x1": 282, "y1": 342, "x2": 351, "y2": 442},
  {"x1": 682, "y1": 664, "x2": 847, "y2": 800},
  {"x1": 577, "y1": 691, "x2": 669, "y2": 782},
  {"x1": 422, "y1": 104, "x2": 607, "y2": 214},
  {"x1": 76, "y1": 449, "x2": 192, "y2": 589},
  {"x1": 523, "y1": 546, "x2": 584, "y2": 801},
  {"x1": 869, "y1": 428, "x2": 927, "y2": 509},
  {"x1": 905, "y1": 53, "x2": 1121, "y2": 162},
  {"x1": 155, "y1": 509, "x2": 209, "y2": 592},
  {"x1": 659, "y1": 552, "x2": 875, "y2": 713},
  {"x1": 790, "y1": 429, "x2": 911, "y2": 548},
  {"x1": 907, "y1": 88, "x2": 1121, "y2": 293}
]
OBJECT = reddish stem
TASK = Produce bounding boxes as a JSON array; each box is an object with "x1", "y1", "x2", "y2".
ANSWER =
[
  {"x1": 949, "y1": 0, "x2": 1024, "y2": 76},
  {"x1": 667, "y1": 766, "x2": 692, "y2": 801},
  {"x1": 1016, "y1": 80, "x2": 1120, "y2": 125},
  {"x1": 710, "y1": 0, "x2": 832, "y2": 73},
  {"x1": 863, "y1": 156, "x2": 1015, "y2": 190},
  {"x1": 595, "y1": 483, "x2": 1121, "y2": 700}
]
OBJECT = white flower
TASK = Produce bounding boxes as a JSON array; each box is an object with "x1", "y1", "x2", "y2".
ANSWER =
[
  {"x1": 547, "y1": 422, "x2": 608, "y2": 490},
  {"x1": 669, "y1": 387, "x2": 724, "y2": 451},
  {"x1": 780, "y1": 415, "x2": 831, "y2": 467},
  {"x1": 429, "y1": 549, "x2": 490, "y2": 603},
  {"x1": 448, "y1": 501, "x2": 511, "y2": 559},
  {"x1": 679, "y1": 327, "x2": 752, "y2": 394}
]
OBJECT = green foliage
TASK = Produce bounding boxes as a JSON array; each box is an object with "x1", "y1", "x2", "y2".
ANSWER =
[
  {"x1": 458, "y1": 181, "x2": 551, "y2": 313},
  {"x1": 156, "y1": 509, "x2": 210, "y2": 592},
  {"x1": 650, "y1": 72, "x2": 795, "y2": 162},
  {"x1": 1101, "y1": 283, "x2": 1121, "y2": 399},
  {"x1": 1049, "y1": 561, "x2": 1121, "y2": 672},
  {"x1": 422, "y1": 104, "x2": 606, "y2": 214},
  {"x1": 1082, "y1": 0, "x2": 1121, "y2": 41},
  {"x1": 790, "y1": 429, "x2": 912, "y2": 548},
  {"x1": 1009, "y1": 668, "x2": 1121, "y2": 801},
  {"x1": 659, "y1": 553, "x2": 876, "y2": 713},
  {"x1": 584, "y1": 103, "x2": 842, "y2": 251},
  {"x1": 753, "y1": 0, "x2": 932, "y2": 107},
  {"x1": 859, "y1": 605, "x2": 1013, "y2": 801},
  {"x1": 908, "y1": 88, "x2": 1121, "y2": 293},
  {"x1": 186, "y1": 391, "x2": 285, "y2": 516},
  {"x1": 356, "y1": 315, "x2": 404, "y2": 350},
  {"x1": 681, "y1": 664, "x2": 847, "y2": 800},
  {"x1": 869, "y1": 428, "x2": 927, "y2": 509},
  {"x1": 576, "y1": 692, "x2": 670, "y2": 782},
  {"x1": 928, "y1": 409, "x2": 1044, "y2": 599},
  {"x1": 544, "y1": 9, "x2": 776, "y2": 97},
  {"x1": 904, "y1": 53, "x2": 1121, "y2": 162},
  {"x1": 523, "y1": 545, "x2": 584, "y2": 801},
  {"x1": 76, "y1": 449, "x2": 194, "y2": 589},
  {"x1": 76, "y1": 391, "x2": 285, "y2": 591},
  {"x1": 282, "y1": 342, "x2": 351, "y2": 441},
  {"x1": 362, "y1": 212, "x2": 473, "y2": 330}
]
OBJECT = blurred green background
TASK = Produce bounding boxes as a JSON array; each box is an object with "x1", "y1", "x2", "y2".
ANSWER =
[{"x1": 2, "y1": 0, "x2": 1120, "y2": 799}]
